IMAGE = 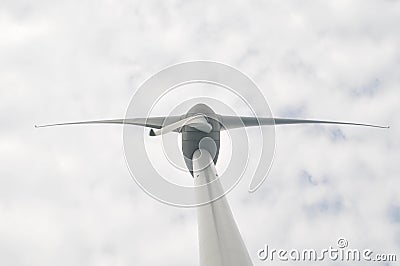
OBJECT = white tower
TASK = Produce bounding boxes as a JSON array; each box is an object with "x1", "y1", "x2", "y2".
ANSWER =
[{"x1": 193, "y1": 149, "x2": 253, "y2": 266}]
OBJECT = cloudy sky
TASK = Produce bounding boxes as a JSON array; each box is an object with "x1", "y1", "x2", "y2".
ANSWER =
[{"x1": 1, "y1": 0, "x2": 399, "y2": 265}]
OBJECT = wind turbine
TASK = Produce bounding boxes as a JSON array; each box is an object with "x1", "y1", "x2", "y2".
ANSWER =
[{"x1": 36, "y1": 103, "x2": 388, "y2": 266}]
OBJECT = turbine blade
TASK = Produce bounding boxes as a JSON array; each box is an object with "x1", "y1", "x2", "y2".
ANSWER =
[
  {"x1": 273, "y1": 118, "x2": 389, "y2": 128},
  {"x1": 35, "y1": 116, "x2": 182, "y2": 129},
  {"x1": 219, "y1": 116, "x2": 389, "y2": 130}
]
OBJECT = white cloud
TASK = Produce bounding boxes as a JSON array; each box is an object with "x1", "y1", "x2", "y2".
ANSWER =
[{"x1": 0, "y1": 0, "x2": 399, "y2": 265}]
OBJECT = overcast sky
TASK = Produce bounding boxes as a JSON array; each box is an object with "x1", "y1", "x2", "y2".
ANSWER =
[{"x1": 1, "y1": 0, "x2": 400, "y2": 265}]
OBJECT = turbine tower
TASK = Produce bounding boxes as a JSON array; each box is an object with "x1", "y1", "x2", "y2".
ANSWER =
[{"x1": 36, "y1": 103, "x2": 388, "y2": 266}]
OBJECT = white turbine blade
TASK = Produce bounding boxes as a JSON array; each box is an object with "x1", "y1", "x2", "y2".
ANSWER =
[
  {"x1": 35, "y1": 116, "x2": 182, "y2": 129},
  {"x1": 190, "y1": 117, "x2": 213, "y2": 133},
  {"x1": 150, "y1": 115, "x2": 212, "y2": 136},
  {"x1": 273, "y1": 118, "x2": 389, "y2": 128},
  {"x1": 220, "y1": 116, "x2": 389, "y2": 130}
]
